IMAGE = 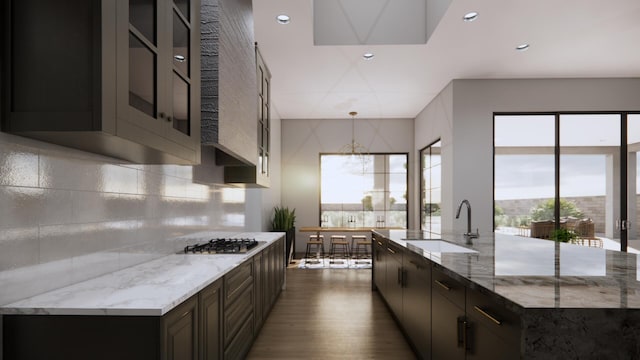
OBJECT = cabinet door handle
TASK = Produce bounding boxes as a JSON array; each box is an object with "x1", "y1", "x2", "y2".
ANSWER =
[
  {"x1": 434, "y1": 279, "x2": 451, "y2": 291},
  {"x1": 387, "y1": 247, "x2": 396, "y2": 254},
  {"x1": 166, "y1": 116, "x2": 172, "y2": 122},
  {"x1": 473, "y1": 306, "x2": 502, "y2": 325},
  {"x1": 456, "y1": 317, "x2": 465, "y2": 348},
  {"x1": 400, "y1": 269, "x2": 407, "y2": 287},
  {"x1": 409, "y1": 260, "x2": 422, "y2": 269},
  {"x1": 377, "y1": 241, "x2": 383, "y2": 246},
  {"x1": 397, "y1": 268, "x2": 402, "y2": 285},
  {"x1": 159, "y1": 112, "x2": 166, "y2": 119}
]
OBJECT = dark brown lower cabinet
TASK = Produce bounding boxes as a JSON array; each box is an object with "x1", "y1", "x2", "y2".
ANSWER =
[
  {"x1": 3, "y1": 315, "x2": 161, "y2": 360},
  {"x1": 385, "y1": 241, "x2": 404, "y2": 324},
  {"x1": 254, "y1": 251, "x2": 264, "y2": 332},
  {"x1": 373, "y1": 234, "x2": 522, "y2": 360},
  {"x1": 373, "y1": 235, "x2": 387, "y2": 295},
  {"x1": 431, "y1": 267, "x2": 466, "y2": 360},
  {"x1": 2, "y1": 236, "x2": 286, "y2": 360},
  {"x1": 465, "y1": 289, "x2": 520, "y2": 360},
  {"x1": 403, "y1": 251, "x2": 431, "y2": 360},
  {"x1": 200, "y1": 279, "x2": 223, "y2": 360},
  {"x1": 162, "y1": 294, "x2": 199, "y2": 360}
]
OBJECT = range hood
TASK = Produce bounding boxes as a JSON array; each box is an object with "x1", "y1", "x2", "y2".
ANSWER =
[{"x1": 197, "y1": 0, "x2": 269, "y2": 188}]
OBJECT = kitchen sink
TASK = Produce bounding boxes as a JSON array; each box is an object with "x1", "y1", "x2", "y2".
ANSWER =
[{"x1": 404, "y1": 240, "x2": 477, "y2": 253}]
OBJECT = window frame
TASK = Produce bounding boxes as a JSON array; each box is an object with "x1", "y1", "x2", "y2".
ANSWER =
[{"x1": 318, "y1": 152, "x2": 409, "y2": 228}]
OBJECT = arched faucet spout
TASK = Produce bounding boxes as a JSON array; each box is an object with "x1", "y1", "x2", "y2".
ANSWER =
[{"x1": 456, "y1": 199, "x2": 478, "y2": 239}]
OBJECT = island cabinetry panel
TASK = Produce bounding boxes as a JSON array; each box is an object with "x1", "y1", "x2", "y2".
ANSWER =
[
  {"x1": 465, "y1": 288, "x2": 520, "y2": 360},
  {"x1": 402, "y1": 250, "x2": 432, "y2": 360},
  {"x1": 162, "y1": 294, "x2": 199, "y2": 360},
  {"x1": 200, "y1": 279, "x2": 223, "y2": 360},
  {"x1": 385, "y1": 240, "x2": 404, "y2": 324},
  {"x1": 431, "y1": 266, "x2": 466, "y2": 360},
  {"x1": 373, "y1": 234, "x2": 388, "y2": 295},
  {"x1": 431, "y1": 266, "x2": 522, "y2": 360},
  {"x1": 2, "y1": 0, "x2": 201, "y2": 164}
]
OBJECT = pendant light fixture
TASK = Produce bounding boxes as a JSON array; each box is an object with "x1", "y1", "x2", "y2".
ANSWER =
[{"x1": 338, "y1": 111, "x2": 370, "y2": 172}]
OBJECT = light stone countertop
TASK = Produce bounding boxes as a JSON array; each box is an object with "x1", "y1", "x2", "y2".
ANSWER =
[
  {"x1": 0, "y1": 231, "x2": 284, "y2": 316},
  {"x1": 374, "y1": 229, "x2": 640, "y2": 311}
]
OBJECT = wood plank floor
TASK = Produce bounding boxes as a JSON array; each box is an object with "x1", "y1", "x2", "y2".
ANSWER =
[{"x1": 247, "y1": 268, "x2": 417, "y2": 360}]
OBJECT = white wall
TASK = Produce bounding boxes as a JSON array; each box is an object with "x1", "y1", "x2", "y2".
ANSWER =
[
  {"x1": 0, "y1": 123, "x2": 282, "y2": 307},
  {"x1": 415, "y1": 78, "x2": 640, "y2": 234},
  {"x1": 281, "y1": 117, "x2": 414, "y2": 252}
]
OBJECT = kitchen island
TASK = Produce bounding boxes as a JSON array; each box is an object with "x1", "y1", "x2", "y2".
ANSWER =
[
  {"x1": 373, "y1": 229, "x2": 640, "y2": 360},
  {"x1": 1, "y1": 231, "x2": 285, "y2": 360}
]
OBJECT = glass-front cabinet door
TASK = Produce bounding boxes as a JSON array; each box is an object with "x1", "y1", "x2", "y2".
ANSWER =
[{"x1": 117, "y1": 0, "x2": 199, "y2": 151}]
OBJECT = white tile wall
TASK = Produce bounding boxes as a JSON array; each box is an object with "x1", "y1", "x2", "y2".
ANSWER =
[{"x1": 0, "y1": 132, "x2": 249, "y2": 305}]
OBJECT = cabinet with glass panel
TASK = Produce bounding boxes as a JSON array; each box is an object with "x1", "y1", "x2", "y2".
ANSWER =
[{"x1": 1, "y1": 0, "x2": 201, "y2": 164}]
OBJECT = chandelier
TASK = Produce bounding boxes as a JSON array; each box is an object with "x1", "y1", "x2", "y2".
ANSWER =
[{"x1": 338, "y1": 111, "x2": 370, "y2": 172}]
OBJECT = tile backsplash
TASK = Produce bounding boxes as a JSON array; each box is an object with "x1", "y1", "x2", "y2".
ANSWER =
[{"x1": 0, "y1": 132, "x2": 247, "y2": 305}]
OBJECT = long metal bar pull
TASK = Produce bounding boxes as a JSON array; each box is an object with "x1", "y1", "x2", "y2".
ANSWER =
[
  {"x1": 435, "y1": 280, "x2": 451, "y2": 291},
  {"x1": 474, "y1": 306, "x2": 502, "y2": 325},
  {"x1": 387, "y1": 247, "x2": 396, "y2": 254}
]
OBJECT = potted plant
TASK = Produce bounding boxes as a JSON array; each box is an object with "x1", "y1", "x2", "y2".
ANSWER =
[
  {"x1": 271, "y1": 206, "x2": 296, "y2": 265},
  {"x1": 550, "y1": 228, "x2": 578, "y2": 243}
]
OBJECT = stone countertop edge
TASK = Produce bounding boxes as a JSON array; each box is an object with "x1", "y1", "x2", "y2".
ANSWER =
[
  {"x1": 371, "y1": 229, "x2": 640, "y2": 313},
  {"x1": 372, "y1": 230, "x2": 526, "y2": 314},
  {"x1": 0, "y1": 231, "x2": 285, "y2": 317}
]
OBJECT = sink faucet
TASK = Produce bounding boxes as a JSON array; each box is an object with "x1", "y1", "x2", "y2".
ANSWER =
[{"x1": 456, "y1": 199, "x2": 478, "y2": 239}]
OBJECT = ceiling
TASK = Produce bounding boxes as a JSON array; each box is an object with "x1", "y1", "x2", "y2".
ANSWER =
[{"x1": 253, "y1": 0, "x2": 640, "y2": 120}]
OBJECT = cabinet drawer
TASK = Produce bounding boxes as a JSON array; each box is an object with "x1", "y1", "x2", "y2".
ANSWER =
[
  {"x1": 224, "y1": 285, "x2": 254, "y2": 346},
  {"x1": 432, "y1": 267, "x2": 465, "y2": 308},
  {"x1": 224, "y1": 259, "x2": 254, "y2": 304},
  {"x1": 404, "y1": 251, "x2": 430, "y2": 282},
  {"x1": 223, "y1": 313, "x2": 254, "y2": 360},
  {"x1": 466, "y1": 288, "x2": 521, "y2": 345},
  {"x1": 386, "y1": 241, "x2": 403, "y2": 264}
]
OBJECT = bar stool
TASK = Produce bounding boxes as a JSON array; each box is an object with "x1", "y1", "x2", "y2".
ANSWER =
[
  {"x1": 329, "y1": 235, "x2": 350, "y2": 261},
  {"x1": 351, "y1": 235, "x2": 371, "y2": 259},
  {"x1": 304, "y1": 234, "x2": 325, "y2": 261}
]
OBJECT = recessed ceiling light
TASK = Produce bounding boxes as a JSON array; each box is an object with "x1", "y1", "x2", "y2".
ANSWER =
[
  {"x1": 363, "y1": 53, "x2": 374, "y2": 60},
  {"x1": 463, "y1": 12, "x2": 479, "y2": 22},
  {"x1": 276, "y1": 14, "x2": 290, "y2": 24},
  {"x1": 174, "y1": 55, "x2": 186, "y2": 62},
  {"x1": 516, "y1": 43, "x2": 530, "y2": 51}
]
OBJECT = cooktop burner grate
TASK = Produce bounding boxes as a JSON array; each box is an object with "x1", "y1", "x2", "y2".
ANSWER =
[{"x1": 183, "y1": 238, "x2": 259, "y2": 254}]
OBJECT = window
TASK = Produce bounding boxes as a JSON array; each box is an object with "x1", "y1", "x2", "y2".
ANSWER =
[
  {"x1": 494, "y1": 113, "x2": 639, "y2": 252},
  {"x1": 320, "y1": 153, "x2": 408, "y2": 228},
  {"x1": 420, "y1": 140, "x2": 441, "y2": 232}
]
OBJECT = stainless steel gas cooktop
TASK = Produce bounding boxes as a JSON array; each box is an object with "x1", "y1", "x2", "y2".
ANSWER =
[{"x1": 183, "y1": 238, "x2": 260, "y2": 254}]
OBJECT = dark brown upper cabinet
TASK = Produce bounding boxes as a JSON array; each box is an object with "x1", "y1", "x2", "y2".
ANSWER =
[{"x1": 1, "y1": 0, "x2": 201, "y2": 164}]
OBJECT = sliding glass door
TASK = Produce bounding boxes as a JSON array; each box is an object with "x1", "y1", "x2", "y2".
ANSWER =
[
  {"x1": 559, "y1": 114, "x2": 620, "y2": 248},
  {"x1": 494, "y1": 115, "x2": 555, "y2": 236},
  {"x1": 494, "y1": 112, "x2": 639, "y2": 252}
]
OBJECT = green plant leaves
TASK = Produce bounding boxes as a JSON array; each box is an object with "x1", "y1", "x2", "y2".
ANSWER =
[{"x1": 271, "y1": 206, "x2": 296, "y2": 231}]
